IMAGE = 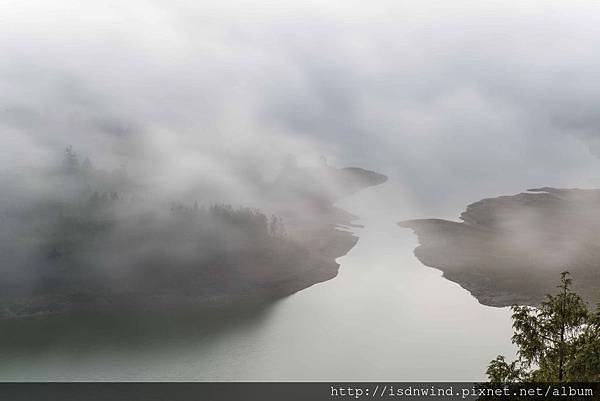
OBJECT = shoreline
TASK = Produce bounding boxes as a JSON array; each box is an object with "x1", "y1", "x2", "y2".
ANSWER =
[
  {"x1": 400, "y1": 187, "x2": 600, "y2": 307},
  {"x1": 1, "y1": 167, "x2": 386, "y2": 319}
]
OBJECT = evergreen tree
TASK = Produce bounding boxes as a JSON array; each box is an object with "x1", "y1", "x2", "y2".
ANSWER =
[
  {"x1": 81, "y1": 157, "x2": 93, "y2": 173},
  {"x1": 487, "y1": 272, "x2": 600, "y2": 382},
  {"x1": 63, "y1": 145, "x2": 80, "y2": 173}
]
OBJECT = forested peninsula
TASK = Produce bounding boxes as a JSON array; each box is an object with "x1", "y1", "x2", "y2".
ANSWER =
[
  {"x1": 401, "y1": 187, "x2": 600, "y2": 307},
  {"x1": 0, "y1": 150, "x2": 386, "y2": 318}
]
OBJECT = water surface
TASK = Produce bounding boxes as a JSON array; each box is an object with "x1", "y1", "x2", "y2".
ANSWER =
[{"x1": 0, "y1": 178, "x2": 516, "y2": 381}]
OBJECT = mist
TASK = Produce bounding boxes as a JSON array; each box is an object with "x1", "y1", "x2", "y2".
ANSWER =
[
  {"x1": 3, "y1": 0, "x2": 600, "y2": 199},
  {"x1": 6, "y1": 0, "x2": 600, "y2": 383}
]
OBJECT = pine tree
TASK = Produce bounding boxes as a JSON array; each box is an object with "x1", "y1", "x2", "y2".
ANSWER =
[
  {"x1": 63, "y1": 145, "x2": 80, "y2": 173},
  {"x1": 487, "y1": 271, "x2": 600, "y2": 382}
]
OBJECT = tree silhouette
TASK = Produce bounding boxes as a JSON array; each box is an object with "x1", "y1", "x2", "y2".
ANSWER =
[{"x1": 63, "y1": 145, "x2": 80, "y2": 173}]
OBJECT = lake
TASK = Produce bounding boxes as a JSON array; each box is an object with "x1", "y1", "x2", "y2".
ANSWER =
[{"x1": 0, "y1": 177, "x2": 515, "y2": 381}]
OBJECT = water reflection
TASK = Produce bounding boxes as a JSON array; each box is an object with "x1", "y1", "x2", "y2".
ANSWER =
[{"x1": 0, "y1": 180, "x2": 514, "y2": 381}]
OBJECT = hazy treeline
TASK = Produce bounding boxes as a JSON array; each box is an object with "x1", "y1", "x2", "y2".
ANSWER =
[{"x1": 0, "y1": 148, "x2": 310, "y2": 317}]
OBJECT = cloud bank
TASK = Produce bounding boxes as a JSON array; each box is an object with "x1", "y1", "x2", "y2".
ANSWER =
[{"x1": 2, "y1": 0, "x2": 600, "y2": 203}]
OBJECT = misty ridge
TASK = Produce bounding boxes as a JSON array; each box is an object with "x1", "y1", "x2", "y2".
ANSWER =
[
  {"x1": 0, "y1": 145, "x2": 386, "y2": 318},
  {"x1": 401, "y1": 187, "x2": 600, "y2": 307}
]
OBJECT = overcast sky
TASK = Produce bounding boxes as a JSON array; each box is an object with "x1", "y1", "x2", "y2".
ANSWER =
[{"x1": 3, "y1": 0, "x2": 600, "y2": 203}]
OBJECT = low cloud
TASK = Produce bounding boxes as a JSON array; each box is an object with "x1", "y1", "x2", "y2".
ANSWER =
[{"x1": 2, "y1": 0, "x2": 600, "y2": 202}]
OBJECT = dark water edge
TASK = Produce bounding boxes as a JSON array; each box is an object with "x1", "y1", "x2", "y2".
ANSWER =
[
  {"x1": 0, "y1": 296, "x2": 277, "y2": 354},
  {"x1": 0, "y1": 227, "x2": 359, "y2": 354}
]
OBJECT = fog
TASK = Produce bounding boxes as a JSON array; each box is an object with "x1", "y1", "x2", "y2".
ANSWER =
[
  {"x1": 3, "y1": 0, "x2": 600, "y2": 380},
  {"x1": 3, "y1": 1, "x2": 600, "y2": 199},
  {"x1": 3, "y1": 0, "x2": 600, "y2": 312}
]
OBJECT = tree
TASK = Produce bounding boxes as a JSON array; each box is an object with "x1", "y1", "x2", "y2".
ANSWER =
[
  {"x1": 63, "y1": 145, "x2": 80, "y2": 173},
  {"x1": 566, "y1": 306, "x2": 600, "y2": 381},
  {"x1": 268, "y1": 215, "x2": 287, "y2": 238},
  {"x1": 81, "y1": 157, "x2": 93, "y2": 173},
  {"x1": 486, "y1": 355, "x2": 525, "y2": 383},
  {"x1": 487, "y1": 271, "x2": 600, "y2": 382}
]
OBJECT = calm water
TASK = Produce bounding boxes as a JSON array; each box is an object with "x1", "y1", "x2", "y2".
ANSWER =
[{"x1": 0, "y1": 178, "x2": 515, "y2": 381}]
